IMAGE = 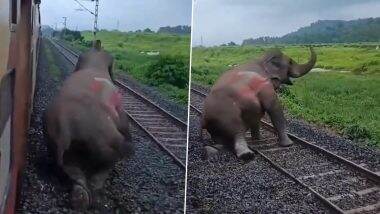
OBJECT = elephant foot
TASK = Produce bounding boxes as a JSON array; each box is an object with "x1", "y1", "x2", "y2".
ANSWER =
[
  {"x1": 204, "y1": 145, "x2": 220, "y2": 159},
  {"x1": 279, "y1": 135, "x2": 293, "y2": 147},
  {"x1": 236, "y1": 149, "x2": 255, "y2": 160},
  {"x1": 71, "y1": 184, "x2": 91, "y2": 210},
  {"x1": 234, "y1": 133, "x2": 254, "y2": 160},
  {"x1": 91, "y1": 189, "x2": 107, "y2": 209}
]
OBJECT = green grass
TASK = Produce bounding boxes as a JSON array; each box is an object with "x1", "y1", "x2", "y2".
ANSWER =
[
  {"x1": 192, "y1": 44, "x2": 380, "y2": 146},
  {"x1": 192, "y1": 44, "x2": 380, "y2": 85},
  {"x1": 44, "y1": 40, "x2": 61, "y2": 80},
  {"x1": 67, "y1": 30, "x2": 191, "y2": 105},
  {"x1": 280, "y1": 72, "x2": 380, "y2": 146}
]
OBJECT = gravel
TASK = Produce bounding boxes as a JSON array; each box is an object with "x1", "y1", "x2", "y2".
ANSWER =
[
  {"x1": 191, "y1": 83, "x2": 380, "y2": 172},
  {"x1": 186, "y1": 111, "x2": 332, "y2": 213},
  {"x1": 17, "y1": 39, "x2": 185, "y2": 213},
  {"x1": 286, "y1": 119, "x2": 380, "y2": 172},
  {"x1": 189, "y1": 83, "x2": 380, "y2": 213},
  {"x1": 116, "y1": 73, "x2": 188, "y2": 123}
]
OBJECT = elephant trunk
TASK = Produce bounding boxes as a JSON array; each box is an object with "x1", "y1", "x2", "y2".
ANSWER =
[{"x1": 289, "y1": 47, "x2": 316, "y2": 78}]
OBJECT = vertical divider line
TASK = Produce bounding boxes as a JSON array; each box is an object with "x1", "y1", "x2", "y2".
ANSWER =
[{"x1": 183, "y1": 0, "x2": 196, "y2": 213}]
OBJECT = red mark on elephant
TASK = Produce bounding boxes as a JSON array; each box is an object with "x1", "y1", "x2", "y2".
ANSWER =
[
  {"x1": 109, "y1": 90, "x2": 122, "y2": 109},
  {"x1": 248, "y1": 76, "x2": 268, "y2": 91},
  {"x1": 106, "y1": 89, "x2": 123, "y2": 119},
  {"x1": 90, "y1": 80, "x2": 104, "y2": 93},
  {"x1": 238, "y1": 75, "x2": 268, "y2": 101}
]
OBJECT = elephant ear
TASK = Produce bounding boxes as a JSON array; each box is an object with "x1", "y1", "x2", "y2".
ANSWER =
[
  {"x1": 263, "y1": 52, "x2": 283, "y2": 80},
  {"x1": 266, "y1": 55, "x2": 282, "y2": 69},
  {"x1": 269, "y1": 77, "x2": 282, "y2": 89}
]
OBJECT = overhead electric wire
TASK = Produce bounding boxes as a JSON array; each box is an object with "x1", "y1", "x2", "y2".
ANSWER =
[{"x1": 73, "y1": 0, "x2": 95, "y2": 15}]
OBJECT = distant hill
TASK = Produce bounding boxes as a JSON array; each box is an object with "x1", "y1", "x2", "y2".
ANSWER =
[
  {"x1": 242, "y1": 17, "x2": 380, "y2": 45},
  {"x1": 157, "y1": 25, "x2": 191, "y2": 35}
]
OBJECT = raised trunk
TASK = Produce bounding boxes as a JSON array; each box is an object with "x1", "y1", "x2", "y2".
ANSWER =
[{"x1": 289, "y1": 47, "x2": 316, "y2": 78}]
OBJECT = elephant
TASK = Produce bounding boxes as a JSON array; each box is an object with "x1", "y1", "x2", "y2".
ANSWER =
[
  {"x1": 45, "y1": 40, "x2": 133, "y2": 210},
  {"x1": 201, "y1": 47, "x2": 316, "y2": 160}
]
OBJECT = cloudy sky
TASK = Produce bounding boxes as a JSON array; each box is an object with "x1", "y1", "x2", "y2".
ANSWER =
[
  {"x1": 193, "y1": 0, "x2": 380, "y2": 46},
  {"x1": 41, "y1": 0, "x2": 192, "y2": 32}
]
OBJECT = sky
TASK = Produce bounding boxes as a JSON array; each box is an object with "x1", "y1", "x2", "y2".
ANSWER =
[
  {"x1": 41, "y1": 0, "x2": 192, "y2": 32},
  {"x1": 193, "y1": 0, "x2": 380, "y2": 46}
]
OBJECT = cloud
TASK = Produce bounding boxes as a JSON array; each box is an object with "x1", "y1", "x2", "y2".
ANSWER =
[
  {"x1": 41, "y1": 0, "x2": 192, "y2": 31},
  {"x1": 193, "y1": 0, "x2": 380, "y2": 46}
]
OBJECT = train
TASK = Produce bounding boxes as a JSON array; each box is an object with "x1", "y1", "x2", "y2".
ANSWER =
[{"x1": 0, "y1": 0, "x2": 41, "y2": 213}]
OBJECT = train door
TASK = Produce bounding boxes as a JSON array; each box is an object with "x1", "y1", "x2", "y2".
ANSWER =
[{"x1": 0, "y1": 0, "x2": 14, "y2": 212}]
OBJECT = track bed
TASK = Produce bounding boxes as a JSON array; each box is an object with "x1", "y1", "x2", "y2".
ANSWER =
[{"x1": 17, "y1": 39, "x2": 185, "y2": 213}]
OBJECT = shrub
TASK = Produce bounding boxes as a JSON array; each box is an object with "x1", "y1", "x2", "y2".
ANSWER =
[
  {"x1": 352, "y1": 64, "x2": 367, "y2": 74},
  {"x1": 145, "y1": 55, "x2": 189, "y2": 88},
  {"x1": 343, "y1": 124, "x2": 371, "y2": 140}
]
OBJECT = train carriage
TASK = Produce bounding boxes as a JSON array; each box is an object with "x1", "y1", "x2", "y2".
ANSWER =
[{"x1": 0, "y1": 0, "x2": 41, "y2": 213}]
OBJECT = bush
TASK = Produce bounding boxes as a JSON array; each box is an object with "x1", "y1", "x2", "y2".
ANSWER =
[
  {"x1": 145, "y1": 55, "x2": 189, "y2": 88},
  {"x1": 57, "y1": 29, "x2": 84, "y2": 42},
  {"x1": 343, "y1": 124, "x2": 371, "y2": 140},
  {"x1": 352, "y1": 64, "x2": 367, "y2": 74}
]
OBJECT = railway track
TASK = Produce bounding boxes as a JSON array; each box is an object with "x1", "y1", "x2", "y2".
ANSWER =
[
  {"x1": 190, "y1": 86, "x2": 380, "y2": 214},
  {"x1": 49, "y1": 39, "x2": 187, "y2": 169}
]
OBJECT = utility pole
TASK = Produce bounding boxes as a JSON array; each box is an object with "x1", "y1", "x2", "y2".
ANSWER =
[
  {"x1": 201, "y1": 36, "x2": 203, "y2": 47},
  {"x1": 62, "y1": 17, "x2": 67, "y2": 38},
  {"x1": 62, "y1": 17, "x2": 67, "y2": 29},
  {"x1": 93, "y1": 0, "x2": 99, "y2": 38},
  {"x1": 117, "y1": 20, "x2": 119, "y2": 31},
  {"x1": 74, "y1": 0, "x2": 99, "y2": 39}
]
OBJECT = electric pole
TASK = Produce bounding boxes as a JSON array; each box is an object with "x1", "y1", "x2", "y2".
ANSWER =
[
  {"x1": 117, "y1": 20, "x2": 119, "y2": 31},
  {"x1": 74, "y1": 0, "x2": 99, "y2": 39},
  {"x1": 62, "y1": 17, "x2": 67, "y2": 38},
  {"x1": 62, "y1": 17, "x2": 67, "y2": 29},
  {"x1": 93, "y1": 0, "x2": 99, "y2": 38}
]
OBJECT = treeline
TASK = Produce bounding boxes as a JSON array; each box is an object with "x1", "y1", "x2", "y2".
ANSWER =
[
  {"x1": 53, "y1": 29, "x2": 84, "y2": 42},
  {"x1": 132, "y1": 25, "x2": 191, "y2": 35},
  {"x1": 157, "y1": 25, "x2": 191, "y2": 35},
  {"x1": 242, "y1": 17, "x2": 380, "y2": 45}
]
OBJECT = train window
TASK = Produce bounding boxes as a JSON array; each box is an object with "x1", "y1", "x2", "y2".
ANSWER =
[
  {"x1": 31, "y1": 5, "x2": 34, "y2": 34},
  {"x1": 10, "y1": 0, "x2": 18, "y2": 32},
  {"x1": 11, "y1": 0, "x2": 17, "y2": 24}
]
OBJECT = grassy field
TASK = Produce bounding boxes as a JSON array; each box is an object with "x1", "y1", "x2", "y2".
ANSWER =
[
  {"x1": 192, "y1": 44, "x2": 380, "y2": 85},
  {"x1": 66, "y1": 30, "x2": 191, "y2": 105},
  {"x1": 44, "y1": 39, "x2": 61, "y2": 80},
  {"x1": 192, "y1": 44, "x2": 380, "y2": 146}
]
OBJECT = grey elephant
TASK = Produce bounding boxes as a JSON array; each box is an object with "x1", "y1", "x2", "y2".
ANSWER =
[
  {"x1": 201, "y1": 47, "x2": 316, "y2": 160},
  {"x1": 45, "y1": 41, "x2": 133, "y2": 210}
]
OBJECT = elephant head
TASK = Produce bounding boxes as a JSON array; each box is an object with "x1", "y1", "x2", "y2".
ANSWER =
[
  {"x1": 261, "y1": 47, "x2": 316, "y2": 88},
  {"x1": 74, "y1": 40, "x2": 115, "y2": 80}
]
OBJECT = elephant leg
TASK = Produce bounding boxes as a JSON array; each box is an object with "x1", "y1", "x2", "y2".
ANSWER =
[
  {"x1": 63, "y1": 165, "x2": 91, "y2": 210},
  {"x1": 234, "y1": 132, "x2": 254, "y2": 160},
  {"x1": 205, "y1": 135, "x2": 224, "y2": 158},
  {"x1": 250, "y1": 120, "x2": 261, "y2": 142},
  {"x1": 89, "y1": 168, "x2": 110, "y2": 190},
  {"x1": 89, "y1": 168, "x2": 110, "y2": 208},
  {"x1": 264, "y1": 96, "x2": 293, "y2": 147},
  {"x1": 116, "y1": 109, "x2": 132, "y2": 141}
]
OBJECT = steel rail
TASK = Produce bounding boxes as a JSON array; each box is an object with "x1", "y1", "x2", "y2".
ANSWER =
[
  {"x1": 190, "y1": 88, "x2": 379, "y2": 182},
  {"x1": 49, "y1": 39, "x2": 78, "y2": 65},
  {"x1": 190, "y1": 87, "x2": 380, "y2": 213},
  {"x1": 114, "y1": 80, "x2": 187, "y2": 127},
  {"x1": 190, "y1": 105, "x2": 202, "y2": 115},
  {"x1": 52, "y1": 39, "x2": 80, "y2": 57},
  {"x1": 50, "y1": 39, "x2": 186, "y2": 169}
]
